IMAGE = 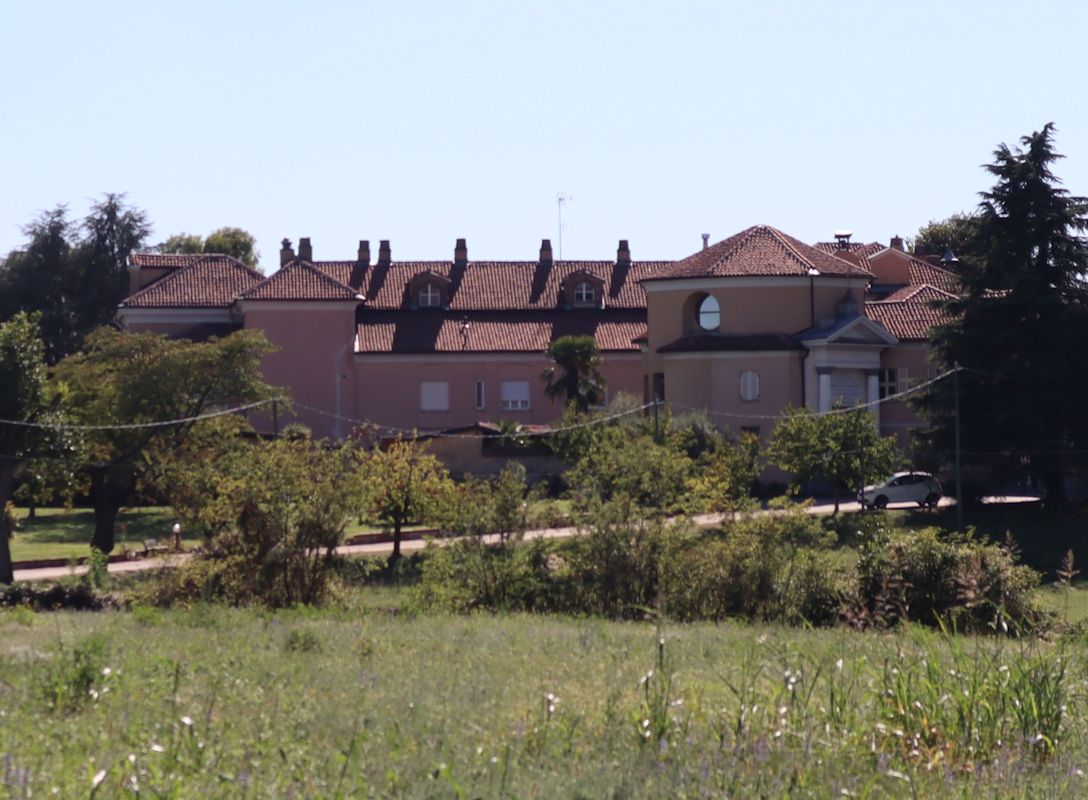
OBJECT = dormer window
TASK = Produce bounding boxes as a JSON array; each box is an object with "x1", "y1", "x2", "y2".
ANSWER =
[
  {"x1": 563, "y1": 271, "x2": 604, "y2": 309},
  {"x1": 574, "y1": 281, "x2": 595, "y2": 305},
  {"x1": 407, "y1": 271, "x2": 451, "y2": 309},
  {"x1": 419, "y1": 283, "x2": 441, "y2": 308}
]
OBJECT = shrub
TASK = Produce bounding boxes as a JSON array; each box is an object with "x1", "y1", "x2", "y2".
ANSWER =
[
  {"x1": 150, "y1": 437, "x2": 367, "y2": 608},
  {"x1": 421, "y1": 501, "x2": 847, "y2": 626},
  {"x1": 662, "y1": 506, "x2": 843, "y2": 625},
  {"x1": 0, "y1": 582, "x2": 117, "y2": 611},
  {"x1": 853, "y1": 527, "x2": 1042, "y2": 632},
  {"x1": 418, "y1": 536, "x2": 554, "y2": 612}
]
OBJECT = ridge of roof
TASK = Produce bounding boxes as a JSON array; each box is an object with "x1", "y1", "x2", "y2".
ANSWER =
[
  {"x1": 239, "y1": 260, "x2": 363, "y2": 302},
  {"x1": 647, "y1": 225, "x2": 872, "y2": 281},
  {"x1": 870, "y1": 283, "x2": 957, "y2": 304}
]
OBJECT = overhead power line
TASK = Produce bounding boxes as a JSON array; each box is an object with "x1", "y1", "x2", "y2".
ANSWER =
[{"x1": 0, "y1": 399, "x2": 275, "y2": 432}]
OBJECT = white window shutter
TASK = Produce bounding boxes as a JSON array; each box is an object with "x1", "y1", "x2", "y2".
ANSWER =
[{"x1": 420, "y1": 381, "x2": 450, "y2": 411}]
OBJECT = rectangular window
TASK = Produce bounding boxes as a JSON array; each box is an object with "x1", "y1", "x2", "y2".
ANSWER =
[
  {"x1": 652, "y1": 372, "x2": 665, "y2": 402},
  {"x1": 500, "y1": 380, "x2": 530, "y2": 411},
  {"x1": 475, "y1": 380, "x2": 485, "y2": 410},
  {"x1": 740, "y1": 370, "x2": 760, "y2": 402},
  {"x1": 420, "y1": 381, "x2": 450, "y2": 411},
  {"x1": 878, "y1": 369, "x2": 899, "y2": 399}
]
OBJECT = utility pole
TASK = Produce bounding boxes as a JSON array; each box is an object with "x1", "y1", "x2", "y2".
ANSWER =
[{"x1": 953, "y1": 363, "x2": 962, "y2": 529}]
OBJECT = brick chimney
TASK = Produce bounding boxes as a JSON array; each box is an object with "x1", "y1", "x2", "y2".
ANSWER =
[
  {"x1": 280, "y1": 238, "x2": 295, "y2": 267},
  {"x1": 890, "y1": 235, "x2": 904, "y2": 252},
  {"x1": 454, "y1": 238, "x2": 468, "y2": 267},
  {"x1": 298, "y1": 237, "x2": 313, "y2": 262},
  {"x1": 617, "y1": 239, "x2": 631, "y2": 267},
  {"x1": 378, "y1": 240, "x2": 391, "y2": 267},
  {"x1": 701, "y1": 233, "x2": 710, "y2": 250},
  {"x1": 357, "y1": 240, "x2": 370, "y2": 266},
  {"x1": 539, "y1": 238, "x2": 553, "y2": 266}
]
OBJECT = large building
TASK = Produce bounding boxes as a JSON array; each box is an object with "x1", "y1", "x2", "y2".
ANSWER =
[{"x1": 117, "y1": 225, "x2": 954, "y2": 461}]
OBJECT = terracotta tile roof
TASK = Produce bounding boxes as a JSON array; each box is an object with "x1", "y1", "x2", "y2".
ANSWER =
[
  {"x1": 866, "y1": 285, "x2": 954, "y2": 341},
  {"x1": 813, "y1": 241, "x2": 885, "y2": 271},
  {"x1": 356, "y1": 310, "x2": 647, "y2": 353},
  {"x1": 128, "y1": 253, "x2": 207, "y2": 270},
  {"x1": 907, "y1": 257, "x2": 959, "y2": 292},
  {"x1": 121, "y1": 255, "x2": 263, "y2": 308},
  {"x1": 879, "y1": 283, "x2": 957, "y2": 303},
  {"x1": 313, "y1": 260, "x2": 669, "y2": 310},
  {"x1": 239, "y1": 261, "x2": 363, "y2": 302},
  {"x1": 657, "y1": 332, "x2": 804, "y2": 354},
  {"x1": 649, "y1": 225, "x2": 872, "y2": 281}
]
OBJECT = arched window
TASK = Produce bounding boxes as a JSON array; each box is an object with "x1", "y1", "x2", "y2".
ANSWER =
[
  {"x1": 419, "y1": 283, "x2": 441, "y2": 308},
  {"x1": 574, "y1": 281, "x2": 595, "y2": 305},
  {"x1": 697, "y1": 295, "x2": 720, "y2": 331}
]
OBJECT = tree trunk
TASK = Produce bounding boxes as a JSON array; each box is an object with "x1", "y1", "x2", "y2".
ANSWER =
[
  {"x1": 89, "y1": 464, "x2": 126, "y2": 554},
  {"x1": 0, "y1": 463, "x2": 16, "y2": 585},
  {"x1": 390, "y1": 521, "x2": 402, "y2": 563},
  {"x1": 27, "y1": 504, "x2": 36, "y2": 521}
]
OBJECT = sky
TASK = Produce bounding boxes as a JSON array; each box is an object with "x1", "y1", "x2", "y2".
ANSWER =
[{"x1": 3, "y1": 0, "x2": 1087, "y2": 269}]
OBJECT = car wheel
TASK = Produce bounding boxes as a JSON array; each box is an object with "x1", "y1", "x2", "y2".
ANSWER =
[
  {"x1": 874, "y1": 495, "x2": 889, "y2": 509},
  {"x1": 924, "y1": 493, "x2": 940, "y2": 509}
]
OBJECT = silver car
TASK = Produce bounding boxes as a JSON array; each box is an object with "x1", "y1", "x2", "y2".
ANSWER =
[{"x1": 858, "y1": 471, "x2": 942, "y2": 509}]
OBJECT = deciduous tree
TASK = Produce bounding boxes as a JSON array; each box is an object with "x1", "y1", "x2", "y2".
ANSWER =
[
  {"x1": 768, "y1": 406, "x2": 899, "y2": 514},
  {"x1": 0, "y1": 313, "x2": 53, "y2": 583},
  {"x1": 55, "y1": 328, "x2": 278, "y2": 553},
  {"x1": 363, "y1": 437, "x2": 452, "y2": 562}
]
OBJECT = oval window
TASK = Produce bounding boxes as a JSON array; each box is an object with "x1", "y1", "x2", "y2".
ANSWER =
[{"x1": 697, "y1": 295, "x2": 720, "y2": 331}]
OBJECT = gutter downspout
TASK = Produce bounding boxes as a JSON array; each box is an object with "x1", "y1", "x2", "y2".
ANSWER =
[
  {"x1": 333, "y1": 342, "x2": 348, "y2": 439},
  {"x1": 801, "y1": 271, "x2": 816, "y2": 409}
]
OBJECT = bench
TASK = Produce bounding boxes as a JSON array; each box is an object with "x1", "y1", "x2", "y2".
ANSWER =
[{"x1": 142, "y1": 538, "x2": 170, "y2": 557}]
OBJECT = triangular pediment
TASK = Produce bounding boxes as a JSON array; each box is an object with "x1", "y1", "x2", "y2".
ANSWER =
[{"x1": 799, "y1": 314, "x2": 898, "y2": 346}]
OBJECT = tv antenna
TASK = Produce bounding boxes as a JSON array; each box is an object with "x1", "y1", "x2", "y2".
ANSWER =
[{"x1": 556, "y1": 193, "x2": 572, "y2": 259}]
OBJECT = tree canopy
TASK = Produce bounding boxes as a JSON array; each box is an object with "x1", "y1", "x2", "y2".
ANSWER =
[
  {"x1": 912, "y1": 212, "x2": 980, "y2": 262},
  {"x1": 541, "y1": 335, "x2": 606, "y2": 412},
  {"x1": 362, "y1": 437, "x2": 452, "y2": 561},
  {"x1": 0, "y1": 195, "x2": 151, "y2": 360},
  {"x1": 0, "y1": 313, "x2": 55, "y2": 583},
  {"x1": 768, "y1": 406, "x2": 900, "y2": 514},
  {"x1": 157, "y1": 226, "x2": 260, "y2": 267},
  {"x1": 55, "y1": 328, "x2": 279, "y2": 553},
  {"x1": 917, "y1": 123, "x2": 1088, "y2": 503}
]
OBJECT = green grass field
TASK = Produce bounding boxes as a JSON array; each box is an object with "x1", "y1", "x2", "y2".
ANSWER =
[
  {"x1": 2, "y1": 589, "x2": 1087, "y2": 798},
  {"x1": 8, "y1": 507, "x2": 433, "y2": 563}
]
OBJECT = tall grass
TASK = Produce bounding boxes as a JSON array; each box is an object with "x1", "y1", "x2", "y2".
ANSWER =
[{"x1": 1, "y1": 598, "x2": 1086, "y2": 798}]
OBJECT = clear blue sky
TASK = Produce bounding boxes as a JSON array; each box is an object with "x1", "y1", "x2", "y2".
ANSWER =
[{"x1": 3, "y1": 0, "x2": 1086, "y2": 269}]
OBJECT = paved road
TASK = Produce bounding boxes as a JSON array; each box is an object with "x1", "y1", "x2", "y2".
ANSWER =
[{"x1": 11, "y1": 495, "x2": 1038, "y2": 583}]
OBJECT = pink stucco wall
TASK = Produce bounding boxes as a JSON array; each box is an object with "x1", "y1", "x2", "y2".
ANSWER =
[
  {"x1": 352, "y1": 353, "x2": 644, "y2": 433},
  {"x1": 241, "y1": 303, "x2": 358, "y2": 439}
]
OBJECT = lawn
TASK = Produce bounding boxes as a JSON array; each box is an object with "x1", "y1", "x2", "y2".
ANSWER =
[
  {"x1": 7, "y1": 507, "x2": 427, "y2": 563},
  {"x1": 2, "y1": 590, "x2": 1086, "y2": 798},
  {"x1": 8, "y1": 507, "x2": 188, "y2": 562}
]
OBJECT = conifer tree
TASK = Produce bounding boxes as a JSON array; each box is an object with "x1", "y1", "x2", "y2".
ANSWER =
[{"x1": 918, "y1": 123, "x2": 1088, "y2": 503}]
